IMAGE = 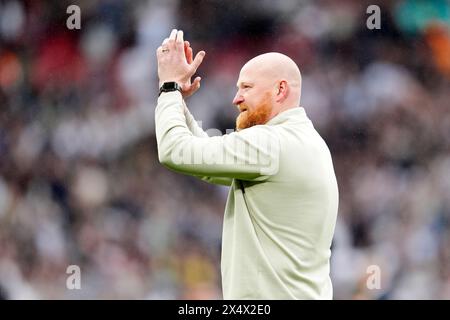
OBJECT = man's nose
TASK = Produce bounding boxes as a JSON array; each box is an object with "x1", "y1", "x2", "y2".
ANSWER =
[{"x1": 233, "y1": 93, "x2": 244, "y2": 106}]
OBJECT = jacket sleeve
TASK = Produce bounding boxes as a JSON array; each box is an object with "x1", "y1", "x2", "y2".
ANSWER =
[
  {"x1": 183, "y1": 100, "x2": 208, "y2": 138},
  {"x1": 155, "y1": 92, "x2": 280, "y2": 182},
  {"x1": 181, "y1": 99, "x2": 233, "y2": 186}
]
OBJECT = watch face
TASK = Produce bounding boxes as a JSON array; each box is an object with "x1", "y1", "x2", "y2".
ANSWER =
[
  {"x1": 163, "y1": 82, "x2": 176, "y2": 90},
  {"x1": 161, "y1": 82, "x2": 181, "y2": 91},
  {"x1": 159, "y1": 82, "x2": 181, "y2": 96}
]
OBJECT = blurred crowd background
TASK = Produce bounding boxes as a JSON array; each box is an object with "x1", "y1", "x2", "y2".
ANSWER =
[{"x1": 1, "y1": 0, "x2": 450, "y2": 299}]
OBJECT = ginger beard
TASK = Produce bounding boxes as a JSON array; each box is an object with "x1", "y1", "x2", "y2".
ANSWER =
[{"x1": 236, "y1": 92, "x2": 273, "y2": 131}]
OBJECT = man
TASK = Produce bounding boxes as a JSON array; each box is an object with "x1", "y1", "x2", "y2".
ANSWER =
[{"x1": 155, "y1": 29, "x2": 339, "y2": 299}]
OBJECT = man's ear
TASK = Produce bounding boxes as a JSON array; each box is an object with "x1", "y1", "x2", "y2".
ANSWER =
[{"x1": 275, "y1": 80, "x2": 288, "y2": 103}]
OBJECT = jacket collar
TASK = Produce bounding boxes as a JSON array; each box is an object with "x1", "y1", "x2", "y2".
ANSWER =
[{"x1": 265, "y1": 106, "x2": 308, "y2": 126}]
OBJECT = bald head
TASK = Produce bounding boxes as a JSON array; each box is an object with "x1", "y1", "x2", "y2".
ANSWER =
[
  {"x1": 233, "y1": 52, "x2": 302, "y2": 130},
  {"x1": 242, "y1": 53, "x2": 301, "y2": 85},
  {"x1": 241, "y1": 52, "x2": 302, "y2": 105}
]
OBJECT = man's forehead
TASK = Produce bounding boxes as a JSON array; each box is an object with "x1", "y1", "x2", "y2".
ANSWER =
[
  {"x1": 240, "y1": 60, "x2": 258, "y2": 75},
  {"x1": 236, "y1": 65, "x2": 257, "y2": 86}
]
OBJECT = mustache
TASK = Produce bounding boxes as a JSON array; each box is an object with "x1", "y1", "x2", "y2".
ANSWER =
[{"x1": 237, "y1": 103, "x2": 249, "y2": 112}]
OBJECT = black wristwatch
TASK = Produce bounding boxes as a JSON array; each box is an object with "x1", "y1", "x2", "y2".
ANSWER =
[{"x1": 159, "y1": 82, "x2": 182, "y2": 96}]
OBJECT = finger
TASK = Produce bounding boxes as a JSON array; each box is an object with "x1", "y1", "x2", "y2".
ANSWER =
[
  {"x1": 169, "y1": 29, "x2": 177, "y2": 41},
  {"x1": 162, "y1": 38, "x2": 169, "y2": 45},
  {"x1": 183, "y1": 44, "x2": 188, "y2": 61},
  {"x1": 187, "y1": 47, "x2": 193, "y2": 64},
  {"x1": 191, "y1": 51, "x2": 206, "y2": 71},
  {"x1": 176, "y1": 30, "x2": 184, "y2": 44},
  {"x1": 184, "y1": 41, "x2": 191, "y2": 63},
  {"x1": 183, "y1": 40, "x2": 193, "y2": 63}
]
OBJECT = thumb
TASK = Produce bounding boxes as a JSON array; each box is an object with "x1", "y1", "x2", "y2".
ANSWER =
[
  {"x1": 181, "y1": 83, "x2": 190, "y2": 92},
  {"x1": 191, "y1": 51, "x2": 206, "y2": 72},
  {"x1": 192, "y1": 76, "x2": 201, "y2": 89}
]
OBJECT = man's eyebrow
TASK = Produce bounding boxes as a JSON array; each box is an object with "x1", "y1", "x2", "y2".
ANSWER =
[{"x1": 236, "y1": 82, "x2": 252, "y2": 88}]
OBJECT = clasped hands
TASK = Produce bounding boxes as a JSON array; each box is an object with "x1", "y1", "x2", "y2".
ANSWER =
[{"x1": 156, "y1": 29, "x2": 206, "y2": 98}]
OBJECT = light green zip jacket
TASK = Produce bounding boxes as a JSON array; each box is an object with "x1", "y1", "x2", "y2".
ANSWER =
[{"x1": 155, "y1": 91, "x2": 339, "y2": 299}]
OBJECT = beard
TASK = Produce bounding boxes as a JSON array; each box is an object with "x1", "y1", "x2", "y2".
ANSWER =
[{"x1": 236, "y1": 92, "x2": 272, "y2": 131}]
